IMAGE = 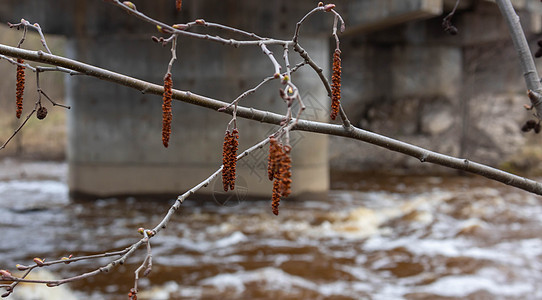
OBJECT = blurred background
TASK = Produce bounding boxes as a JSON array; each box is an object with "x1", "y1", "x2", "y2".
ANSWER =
[
  {"x1": 0, "y1": 24, "x2": 66, "y2": 160},
  {"x1": 1, "y1": 0, "x2": 542, "y2": 299}
]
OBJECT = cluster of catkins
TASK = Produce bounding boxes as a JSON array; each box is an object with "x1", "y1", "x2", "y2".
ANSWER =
[
  {"x1": 521, "y1": 119, "x2": 541, "y2": 133},
  {"x1": 267, "y1": 137, "x2": 292, "y2": 215},
  {"x1": 222, "y1": 129, "x2": 239, "y2": 192}
]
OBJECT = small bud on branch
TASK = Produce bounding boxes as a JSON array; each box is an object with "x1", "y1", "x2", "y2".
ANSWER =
[
  {"x1": 0, "y1": 270, "x2": 13, "y2": 280},
  {"x1": 122, "y1": 1, "x2": 136, "y2": 10},
  {"x1": 33, "y1": 257, "x2": 44, "y2": 267},
  {"x1": 172, "y1": 24, "x2": 187, "y2": 30},
  {"x1": 156, "y1": 25, "x2": 171, "y2": 34},
  {"x1": 324, "y1": 4, "x2": 336, "y2": 12}
]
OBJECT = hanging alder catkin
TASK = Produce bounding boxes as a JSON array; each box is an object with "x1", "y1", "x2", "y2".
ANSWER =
[
  {"x1": 222, "y1": 129, "x2": 239, "y2": 192},
  {"x1": 268, "y1": 138, "x2": 292, "y2": 215},
  {"x1": 267, "y1": 137, "x2": 281, "y2": 181},
  {"x1": 162, "y1": 73, "x2": 173, "y2": 147},
  {"x1": 330, "y1": 49, "x2": 341, "y2": 120},
  {"x1": 15, "y1": 59, "x2": 25, "y2": 119},
  {"x1": 278, "y1": 146, "x2": 292, "y2": 198}
]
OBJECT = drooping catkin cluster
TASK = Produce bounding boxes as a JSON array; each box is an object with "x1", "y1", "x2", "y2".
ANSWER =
[
  {"x1": 128, "y1": 288, "x2": 137, "y2": 300},
  {"x1": 330, "y1": 49, "x2": 341, "y2": 121},
  {"x1": 15, "y1": 59, "x2": 25, "y2": 119},
  {"x1": 222, "y1": 129, "x2": 239, "y2": 192},
  {"x1": 521, "y1": 119, "x2": 541, "y2": 133},
  {"x1": 267, "y1": 137, "x2": 292, "y2": 215},
  {"x1": 162, "y1": 72, "x2": 173, "y2": 147}
]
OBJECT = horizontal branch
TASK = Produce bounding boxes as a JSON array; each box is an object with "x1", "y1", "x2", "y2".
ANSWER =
[{"x1": 1, "y1": 44, "x2": 542, "y2": 196}]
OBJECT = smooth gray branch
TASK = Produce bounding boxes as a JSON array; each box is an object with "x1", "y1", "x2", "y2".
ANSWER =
[
  {"x1": 0, "y1": 44, "x2": 541, "y2": 196},
  {"x1": 495, "y1": 0, "x2": 542, "y2": 115}
]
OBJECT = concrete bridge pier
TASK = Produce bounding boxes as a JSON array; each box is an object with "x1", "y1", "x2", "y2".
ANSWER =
[{"x1": 2, "y1": 1, "x2": 331, "y2": 199}]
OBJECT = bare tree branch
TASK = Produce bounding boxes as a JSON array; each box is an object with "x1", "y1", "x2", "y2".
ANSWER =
[
  {"x1": 0, "y1": 44, "x2": 541, "y2": 196},
  {"x1": 495, "y1": 0, "x2": 542, "y2": 115}
]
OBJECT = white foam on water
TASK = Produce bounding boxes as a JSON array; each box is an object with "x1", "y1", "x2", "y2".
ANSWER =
[
  {"x1": 417, "y1": 270, "x2": 533, "y2": 297},
  {"x1": 0, "y1": 180, "x2": 68, "y2": 209},
  {"x1": 363, "y1": 235, "x2": 462, "y2": 257},
  {"x1": 363, "y1": 235, "x2": 542, "y2": 269},
  {"x1": 0, "y1": 180, "x2": 67, "y2": 195},
  {"x1": 159, "y1": 231, "x2": 248, "y2": 253},
  {"x1": 299, "y1": 191, "x2": 454, "y2": 240},
  {"x1": 138, "y1": 281, "x2": 203, "y2": 300},
  {"x1": 199, "y1": 267, "x2": 372, "y2": 298}
]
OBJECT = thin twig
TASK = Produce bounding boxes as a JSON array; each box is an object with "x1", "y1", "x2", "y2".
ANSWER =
[
  {"x1": 111, "y1": 0, "x2": 290, "y2": 47},
  {"x1": 495, "y1": 0, "x2": 542, "y2": 116},
  {"x1": 150, "y1": 137, "x2": 270, "y2": 234},
  {"x1": 0, "y1": 54, "x2": 81, "y2": 75},
  {"x1": 39, "y1": 89, "x2": 71, "y2": 109},
  {"x1": 132, "y1": 233, "x2": 152, "y2": 297},
  {"x1": 182, "y1": 20, "x2": 265, "y2": 40},
  {"x1": 1, "y1": 137, "x2": 272, "y2": 295},
  {"x1": 219, "y1": 62, "x2": 305, "y2": 111},
  {"x1": 293, "y1": 7, "x2": 324, "y2": 44},
  {"x1": 166, "y1": 35, "x2": 178, "y2": 74},
  {"x1": 261, "y1": 43, "x2": 282, "y2": 77},
  {"x1": 8, "y1": 20, "x2": 52, "y2": 54},
  {"x1": 1, "y1": 249, "x2": 130, "y2": 297},
  {"x1": 0, "y1": 67, "x2": 70, "y2": 151},
  {"x1": 0, "y1": 109, "x2": 36, "y2": 151},
  {"x1": 292, "y1": 42, "x2": 351, "y2": 127}
]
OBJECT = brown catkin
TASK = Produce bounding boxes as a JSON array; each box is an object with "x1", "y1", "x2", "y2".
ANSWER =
[
  {"x1": 222, "y1": 131, "x2": 231, "y2": 192},
  {"x1": 162, "y1": 73, "x2": 173, "y2": 147},
  {"x1": 222, "y1": 129, "x2": 239, "y2": 192},
  {"x1": 229, "y1": 129, "x2": 239, "y2": 190},
  {"x1": 267, "y1": 137, "x2": 280, "y2": 181},
  {"x1": 268, "y1": 141, "x2": 293, "y2": 215},
  {"x1": 15, "y1": 59, "x2": 25, "y2": 119},
  {"x1": 271, "y1": 179, "x2": 281, "y2": 215},
  {"x1": 330, "y1": 49, "x2": 341, "y2": 120},
  {"x1": 278, "y1": 147, "x2": 292, "y2": 198},
  {"x1": 176, "y1": 0, "x2": 182, "y2": 11}
]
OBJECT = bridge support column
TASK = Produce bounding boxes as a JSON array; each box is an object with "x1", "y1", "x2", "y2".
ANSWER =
[{"x1": 62, "y1": 1, "x2": 330, "y2": 199}]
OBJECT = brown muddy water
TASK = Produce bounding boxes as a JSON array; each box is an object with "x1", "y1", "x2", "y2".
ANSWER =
[{"x1": 1, "y1": 160, "x2": 542, "y2": 299}]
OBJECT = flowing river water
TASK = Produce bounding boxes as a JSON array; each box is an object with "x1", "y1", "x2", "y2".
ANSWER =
[{"x1": 1, "y1": 160, "x2": 542, "y2": 299}]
